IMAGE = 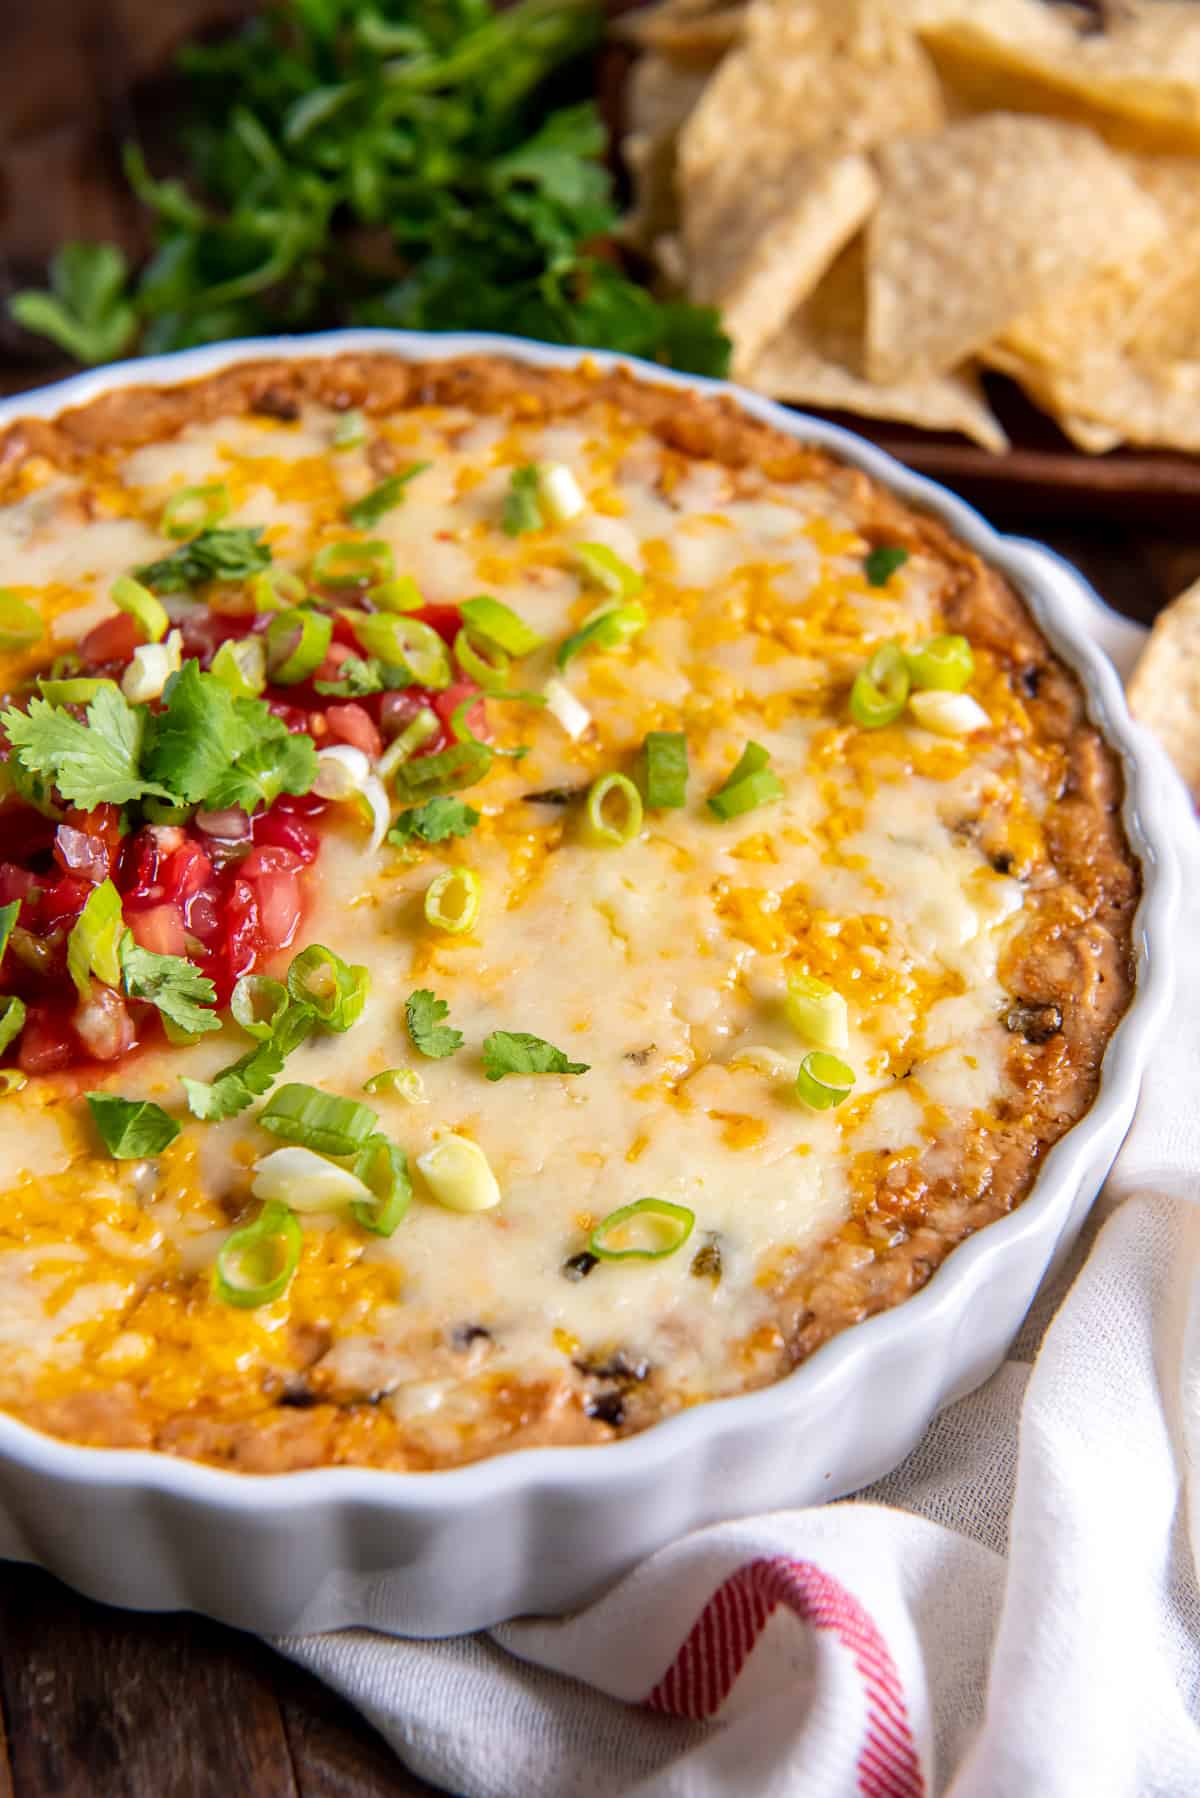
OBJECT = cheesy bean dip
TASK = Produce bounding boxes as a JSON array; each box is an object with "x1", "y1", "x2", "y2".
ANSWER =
[{"x1": 0, "y1": 357, "x2": 1137, "y2": 1471}]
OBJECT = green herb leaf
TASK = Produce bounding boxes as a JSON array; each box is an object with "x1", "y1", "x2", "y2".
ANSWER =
[
  {"x1": 312, "y1": 655, "x2": 394, "y2": 697},
  {"x1": 143, "y1": 661, "x2": 317, "y2": 813},
  {"x1": 481, "y1": 1030, "x2": 589, "y2": 1081},
  {"x1": 1, "y1": 686, "x2": 170, "y2": 810},
  {"x1": 9, "y1": 243, "x2": 138, "y2": 365},
  {"x1": 134, "y1": 527, "x2": 272, "y2": 593},
  {"x1": 387, "y1": 797, "x2": 480, "y2": 847},
  {"x1": 86, "y1": 1092, "x2": 180, "y2": 1158},
  {"x1": 864, "y1": 546, "x2": 910, "y2": 588},
  {"x1": 119, "y1": 933, "x2": 221, "y2": 1035},
  {"x1": 405, "y1": 988, "x2": 463, "y2": 1060},
  {"x1": 182, "y1": 1038, "x2": 288, "y2": 1122},
  {"x1": 345, "y1": 463, "x2": 430, "y2": 528}
]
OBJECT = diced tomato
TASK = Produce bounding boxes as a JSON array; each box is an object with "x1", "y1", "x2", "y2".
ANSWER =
[
  {"x1": 324, "y1": 702, "x2": 382, "y2": 758},
  {"x1": 253, "y1": 807, "x2": 319, "y2": 862},
  {"x1": 160, "y1": 840, "x2": 214, "y2": 906},
  {"x1": 116, "y1": 828, "x2": 163, "y2": 904},
  {"x1": 126, "y1": 903, "x2": 187, "y2": 957},
  {"x1": 0, "y1": 864, "x2": 40, "y2": 908},
  {"x1": 53, "y1": 824, "x2": 113, "y2": 884},
  {"x1": 79, "y1": 612, "x2": 142, "y2": 665},
  {"x1": 37, "y1": 875, "x2": 92, "y2": 927},
  {"x1": 250, "y1": 869, "x2": 302, "y2": 951},
  {"x1": 433, "y1": 681, "x2": 487, "y2": 743},
  {"x1": 240, "y1": 846, "x2": 303, "y2": 879},
  {"x1": 18, "y1": 1003, "x2": 77, "y2": 1075},
  {"x1": 416, "y1": 604, "x2": 464, "y2": 647},
  {"x1": 313, "y1": 642, "x2": 356, "y2": 685},
  {"x1": 74, "y1": 987, "x2": 136, "y2": 1062}
]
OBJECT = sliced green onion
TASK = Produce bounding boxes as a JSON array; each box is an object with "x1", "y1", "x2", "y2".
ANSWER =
[
  {"x1": 785, "y1": 974, "x2": 849, "y2": 1053},
  {"x1": 908, "y1": 690, "x2": 989, "y2": 736},
  {"x1": 795, "y1": 1050, "x2": 855, "y2": 1110},
  {"x1": 641, "y1": 731, "x2": 688, "y2": 809},
  {"x1": 309, "y1": 540, "x2": 395, "y2": 588},
  {"x1": 583, "y1": 772, "x2": 644, "y2": 847},
  {"x1": 0, "y1": 996, "x2": 26, "y2": 1057},
  {"x1": 0, "y1": 1069, "x2": 27, "y2": 1095},
  {"x1": 849, "y1": 643, "x2": 909, "y2": 730},
  {"x1": 454, "y1": 629, "x2": 511, "y2": 691},
  {"x1": 214, "y1": 1201, "x2": 302, "y2": 1308},
  {"x1": 377, "y1": 708, "x2": 440, "y2": 783},
  {"x1": 391, "y1": 739, "x2": 491, "y2": 803},
  {"x1": 345, "y1": 463, "x2": 429, "y2": 528},
  {"x1": 161, "y1": 483, "x2": 231, "y2": 540},
  {"x1": 332, "y1": 410, "x2": 366, "y2": 450},
  {"x1": 351, "y1": 1133, "x2": 412, "y2": 1236},
  {"x1": 252, "y1": 1144, "x2": 371, "y2": 1212},
  {"x1": 574, "y1": 542, "x2": 644, "y2": 599},
  {"x1": 0, "y1": 901, "x2": 18, "y2": 963},
  {"x1": 341, "y1": 612, "x2": 450, "y2": 689},
  {"x1": 459, "y1": 596, "x2": 544, "y2": 657},
  {"x1": 363, "y1": 1067, "x2": 425, "y2": 1103},
  {"x1": 543, "y1": 676, "x2": 592, "y2": 741},
  {"x1": 502, "y1": 464, "x2": 543, "y2": 536},
  {"x1": 67, "y1": 878, "x2": 124, "y2": 998},
  {"x1": 557, "y1": 601, "x2": 647, "y2": 670},
  {"x1": 589, "y1": 1197, "x2": 694, "y2": 1261},
  {"x1": 121, "y1": 630, "x2": 183, "y2": 703},
  {"x1": 231, "y1": 974, "x2": 290, "y2": 1042},
  {"x1": 258, "y1": 1082, "x2": 379, "y2": 1157},
  {"x1": 110, "y1": 576, "x2": 168, "y2": 643},
  {"x1": 266, "y1": 607, "x2": 333, "y2": 684},
  {"x1": 864, "y1": 545, "x2": 910, "y2": 587},
  {"x1": 312, "y1": 744, "x2": 390, "y2": 852},
  {"x1": 540, "y1": 462, "x2": 586, "y2": 524},
  {"x1": 370, "y1": 576, "x2": 423, "y2": 614},
  {"x1": 286, "y1": 944, "x2": 369, "y2": 1032},
  {"x1": 250, "y1": 568, "x2": 308, "y2": 613},
  {"x1": 424, "y1": 866, "x2": 482, "y2": 934},
  {"x1": 417, "y1": 1133, "x2": 501, "y2": 1213},
  {"x1": 210, "y1": 634, "x2": 267, "y2": 698},
  {"x1": 0, "y1": 590, "x2": 43, "y2": 652},
  {"x1": 906, "y1": 634, "x2": 975, "y2": 693},
  {"x1": 707, "y1": 742, "x2": 784, "y2": 820},
  {"x1": 37, "y1": 676, "x2": 118, "y2": 706}
]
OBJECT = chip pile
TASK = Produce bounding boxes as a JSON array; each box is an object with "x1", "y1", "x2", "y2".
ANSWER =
[{"x1": 620, "y1": 0, "x2": 1200, "y2": 454}]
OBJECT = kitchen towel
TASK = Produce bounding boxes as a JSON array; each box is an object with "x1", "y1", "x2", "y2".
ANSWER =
[{"x1": 277, "y1": 589, "x2": 1200, "y2": 1797}]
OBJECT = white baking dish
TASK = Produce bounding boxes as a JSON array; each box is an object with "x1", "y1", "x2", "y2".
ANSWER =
[{"x1": 0, "y1": 331, "x2": 1179, "y2": 1636}]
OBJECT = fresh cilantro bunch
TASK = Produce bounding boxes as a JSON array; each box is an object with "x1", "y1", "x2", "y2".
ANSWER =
[{"x1": 9, "y1": 0, "x2": 729, "y2": 377}]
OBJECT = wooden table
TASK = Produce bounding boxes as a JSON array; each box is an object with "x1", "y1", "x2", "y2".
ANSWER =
[{"x1": 0, "y1": 5, "x2": 1191, "y2": 1788}]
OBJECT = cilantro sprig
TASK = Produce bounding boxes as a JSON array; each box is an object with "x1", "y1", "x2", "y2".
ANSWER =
[
  {"x1": 134, "y1": 527, "x2": 271, "y2": 593},
  {"x1": 6, "y1": 3, "x2": 729, "y2": 377},
  {"x1": 388, "y1": 798, "x2": 480, "y2": 847},
  {"x1": 482, "y1": 1031, "x2": 590, "y2": 1081},
  {"x1": 406, "y1": 989, "x2": 463, "y2": 1060}
]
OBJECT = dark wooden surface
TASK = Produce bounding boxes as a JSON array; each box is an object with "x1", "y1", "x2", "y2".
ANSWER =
[{"x1": 0, "y1": 6, "x2": 1195, "y2": 1796}]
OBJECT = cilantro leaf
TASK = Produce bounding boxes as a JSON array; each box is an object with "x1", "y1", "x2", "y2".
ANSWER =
[
  {"x1": 1, "y1": 686, "x2": 170, "y2": 810},
  {"x1": 388, "y1": 798, "x2": 480, "y2": 847},
  {"x1": 864, "y1": 546, "x2": 910, "y2": 588},
  {"x1": 405, "y1": 989, "x2": 463, "y2": 1060},
  {"x1": 134, "y1": 527, "x2": 271, "y2": 593},
  {"x1": 481, "y1": 1030, "x2": 590, "y2": 1081},
  {"x1": 502, "y1": 465, "x2": 543, "y2": 536},
  {"x1": 9, "y1": 243, "x2": 138, "y2": 366},
  {"x1": 142, "y1": 663, "x2": 317, "y2": 814},
  {"x1": 345, "y1": 464, "x2": 430, "y2": 528},
  {"x1": 120, "y1": 934, "x2": 221, "y2": 1036},
  {"x1": 86, "y1": 1093, "x2": 180, "y2": 1158},
  {"x1": 181, "y1": 1039, "x2": 287, "y2": 1122},
  {"x1": 313, "y1": 655, "x2": 388, "y2": 697}
]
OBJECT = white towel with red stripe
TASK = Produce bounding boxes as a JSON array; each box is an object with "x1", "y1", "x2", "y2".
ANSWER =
[{"x1": 277, "y1": 603, "x2": 1200, "y2": 1796}]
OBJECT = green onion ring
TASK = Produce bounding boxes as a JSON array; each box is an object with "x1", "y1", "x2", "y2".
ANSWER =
[
  {"x1": 794, "y1": 1050, "x2": 855, "y2": 1111},
  {"x1": 0, "y1": 1069, "x2": 27, "y2": 1096},
  {"x1": 641, "y1": 730, "x2": 688, "y2": 809},
  {"x1": 309, "y1": 540, "x2": 395, "y2": 589},
  {"x1": 231, "y1": 974, "x2": 290, "y2": 1042},
  {"x1": 370, "y1": 577, "x2": 424, "y2": 614},
  {"x1": 250, "y1": 568, "x2": 308, "y2": 613},
  {"x1": 424, "y1": 866, "x2": 482, "y2": 934},
  {"x1": 161, "y1": 483, "x2": 231, "y2": 540},
  {"x1": 454, "y1": 628, "x2": 511, "y2": 692},
  {"x1": 286, "y1": 945, "x2": 369, "y2": 1033},
  {"x1": 0, "y1": 590, "x2": 43, "y2": 653},
  {"x1": 582, "y1": 772, "x2": 644, "y2": 847},
  {"x1": 905, "y1": 633, "x2": 974, "y2": 693},
  {"x1": 458, "y1": 595, "x2": 544, "y2": 657},
  {"x1": 849, "y1": 642, "x2": 910, "y2": 729},
  {"x1": 214, "y1": 1200, "x2": 302, "y2": 1308},
  {"x1": 343, "y1": 612, "x2": 450, "y2": 689},
  {"x1": 589, "y1": 1197, "x2": 695, "y2": 1261},
  {"x1": 266, "y1": 607, "x2": 333, "y2": 684},
  {"x1": 350, "y1": 1134, "x2": 412, "y2": 1237}
]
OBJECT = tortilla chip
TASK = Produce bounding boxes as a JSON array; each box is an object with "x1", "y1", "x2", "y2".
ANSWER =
[
  {"x1": 749, "y1": 240, "x2": 1008, "y2": 453},
  {"x1": 922, "y1": 4, "x2": 1200, "y2": 152},
  {"x1": 678, "y1": 0, "x2": 944, "y2": 372},
  {"x1": 865, "y1": 114, "x2": 1165, "y2": 385},
  {"x1": 621, "y1": 56, "x2": 714, "y2": 253},
  {"x1": 1127, "y1": 575, "x2": 1200, "y2": 802}
]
